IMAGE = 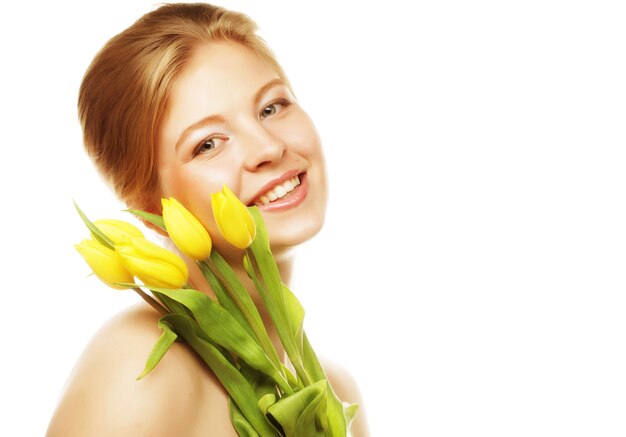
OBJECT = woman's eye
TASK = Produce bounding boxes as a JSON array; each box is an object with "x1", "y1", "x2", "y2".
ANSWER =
[
  {"x1": 193, "y1": 137, "x2": 224, "y2": 157},
  {"x1": 260, "y1": 99, "x2": 290, "y2": 119}
]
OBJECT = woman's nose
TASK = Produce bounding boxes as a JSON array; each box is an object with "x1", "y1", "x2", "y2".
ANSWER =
[{"x1": 241, "y1": 125, "x2": 286, "y2": 170}]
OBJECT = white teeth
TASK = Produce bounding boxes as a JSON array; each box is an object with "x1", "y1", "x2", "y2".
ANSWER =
[
  {"x1": 274, "y1": 185, "x2": 287, "y2": 197},
  {"x1": 255, "y1": 175, "x2": 302, "y2": 206}
]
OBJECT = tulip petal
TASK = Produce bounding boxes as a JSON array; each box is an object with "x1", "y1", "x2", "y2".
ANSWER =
[
  {"x1": 130, "y1": 237, "x2": 188, "y2": 278},
  {"x1": 211, "y1": 186, "x2": 257, "y2": 249},
  {"x1": 220, "y1": 198, "x2": 254, "y2": 249},
  {"x1": 243, "y1": 209, "x2": 256, "y2": 241},
  {"x1": 162, "y1": 198, "x2": 212, "y2": 260},
  {"x1": 211, "y1": 191, "x2": 225, "y2": 219},
  {"x1": 94, "y1": 218, "x2": 144, "y2": 244},
  {"x1": 118, "y1": 254, "x2": 187, "y2": 289},
  {"x1": 75, "y1": 240, "x2": 134, "y2": 289},
  {"x1": 115, "y1": 237, "x2": 188, "y2": 289},
  {"x1": 224, "y1": 186, "x2": 256, "y2": 240}
]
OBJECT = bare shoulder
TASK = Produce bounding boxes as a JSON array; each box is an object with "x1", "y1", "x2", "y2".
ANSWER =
[
  {"x1": 323, "y1": 359, "x2": 371, "y2": 437},
  {"x1": 323, "y1": 359, "x2": 363, "y2": 404},
  {"x1": 47, "y1": 304, "x2": 236, "y2": 437}
]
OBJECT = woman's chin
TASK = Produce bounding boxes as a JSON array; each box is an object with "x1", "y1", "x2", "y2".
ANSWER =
[{"x1": 267, "y1": 215, "x2": 325, "y2": 251}]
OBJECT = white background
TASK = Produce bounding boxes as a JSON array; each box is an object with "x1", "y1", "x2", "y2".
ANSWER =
[{"x1": 1, "y1": 1, "x2": 625, "y2": 435}]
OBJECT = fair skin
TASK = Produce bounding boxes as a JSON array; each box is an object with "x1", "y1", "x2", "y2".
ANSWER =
[{"x1": 48, "y1": 41, "x2": 368, "y2": 436}]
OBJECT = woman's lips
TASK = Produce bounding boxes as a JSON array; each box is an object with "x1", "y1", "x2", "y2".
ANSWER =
[
  {"x1": 255, "y1": 172, "x2": 308, "y2": 212},
  {"x1": 248, "y1": 169, "x2": 301, "y2": 204}
]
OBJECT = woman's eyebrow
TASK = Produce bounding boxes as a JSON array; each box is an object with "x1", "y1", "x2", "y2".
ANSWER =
[
  {"x1": 175, "y1": 113, "x2": 226, "y2": 151},
  {"x1": 252, "y1": 78, "x2": 284, "y2": 108},
  {"x1": 175, "y1": 78, "x2": 285, "y2": 151}
]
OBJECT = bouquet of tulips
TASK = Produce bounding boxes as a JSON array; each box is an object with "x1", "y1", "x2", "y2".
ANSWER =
[{"x1": 74, "y1": 185, "x2": 357, "y2": 437}]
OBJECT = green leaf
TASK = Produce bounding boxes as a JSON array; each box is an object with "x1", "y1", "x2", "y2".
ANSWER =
[
  {"x1": 239, "y1": 363, "x2": 286, "y2": 435},
  {"x1": 247, "y1": 208, "x2": 285, "y2": 298},
  {"x1": 148, "y1": 286, "x2": 290, "y2": 394},
  {"x1": 74, "y1": 201, "x2": 114, "y2": 249},
  {"x1": 125, "y1": 209, "x2": 166, "y2": 232},
  {"x1": 266, "y1": 379, "x2": 328, "y2": 437},
  {"x1": 203, "y1": 253, "x2": 288, "y2": 392},
  {"x1": 266, "y1": 379, "x2": 353, "y2": 437},
  {"x1": 198, "y1": 259, "x2": 257, "y2": 340},
  {"x1": 240, "y1": 362, "x2": 280, "y2": 400},
  {"x1": 343, "y1": 403, "x2": 359, "y2": 431},
  {"x1": 230, "y1": 398, "x2": 261, "y2": 437},
  {"x1": 244, "y1": 252, "x2": 303, "y2": 382},
  {"x1": 153, "y1": 290, "x2": 192, "y2": 319},
  {"x1": 113, "y1": 285, "x2": 190, "y2": 318},
  {"x1": 283, "y1": 284, "x2": 305, "y2": 354},
  {"x1": 258, "y1": 393, "x2": 277, "y2": 414},
  {"x1": 161, "y1": 314, "x2": 276, "y2": 436},
  {"x1": 281, "y1": 364, "x2": 302, "y2": 390},
  {"x1": 136, "y1": 317, "x2": 178, "y2": 380},
  {"x1": 302, "y1": 332, "x2": 326, "y2": 383},
  {"x1": 300, "y1": 333, "x2": 355, "y2": 436},
  {"x1": 245, "y1": 209, "x2": 308, "y2": 385},
  {"x1": 324, "y1": 382, "x2": 349, "y2": 437}
]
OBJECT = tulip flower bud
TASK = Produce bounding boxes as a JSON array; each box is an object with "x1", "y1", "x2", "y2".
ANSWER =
[
  {"x1": 93, "y1": 219, "x2": 145, "y2": 244},
  {"x1": 161, "y1": 198, "x2": 212, "y2": 260},
  {"x1": 75, "y1": 239, "x2": 134, "y2": 289},
  {"x1": 211, "y1": 185, "x2": 256, "y2": 249},
  {"x1": 115, "y1": 237, "x2": 189, "y2": 289}
]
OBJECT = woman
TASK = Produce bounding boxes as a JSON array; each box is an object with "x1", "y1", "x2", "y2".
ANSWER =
[{"x1": 47, "y1": 3, "x2": 368, "y2": 436}]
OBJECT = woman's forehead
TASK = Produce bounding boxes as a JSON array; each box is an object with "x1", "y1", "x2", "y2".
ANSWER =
[
  {"x1": 159, "y1": 41, "x2": 285, "y2": 146},
  {"x1": 176, "y1": 41, "x2": 279, "y2": 96}
]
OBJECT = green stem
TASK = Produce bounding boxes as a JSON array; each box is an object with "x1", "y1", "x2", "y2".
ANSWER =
[
  {"x1": 245, "y1": 249, "x2": 311, "y2": 387},
  {"x1": 201, "y1": 258, "x2": 294, "y2": 395},
  {"x1": 133, "y1": 287, "x2": 168, "y2": 315}
]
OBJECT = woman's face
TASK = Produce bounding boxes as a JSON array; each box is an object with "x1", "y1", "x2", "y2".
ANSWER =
[{"x1": 157, "y1": 41, "x2": 327, "y2": 258}]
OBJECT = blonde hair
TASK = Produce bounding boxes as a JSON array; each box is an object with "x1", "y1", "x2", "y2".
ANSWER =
[{"x1": 78, "y1": 3, "x2": 291, "y2": 210}]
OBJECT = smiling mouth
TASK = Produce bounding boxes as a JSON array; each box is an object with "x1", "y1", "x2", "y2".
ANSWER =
[{"x1": 251, "y1": 174, "x2": 302, "y2": 206}]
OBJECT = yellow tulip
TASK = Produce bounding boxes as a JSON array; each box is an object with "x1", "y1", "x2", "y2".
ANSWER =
[
  {"x1": 115, "y1": 237, "x2": 188, "y2": 289},
  {"x1": 75, "y1": 239, "x2": 134, "y2": 289},
  {"x1": 161, "y1": 198, "x2": 212, "y2": 260},
  {"x1": 93, "y1": 218, "x2": 144, "y2": 244},
  {"x1": 211, "y1": 185, "x2": 256, "y2": 249}
]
